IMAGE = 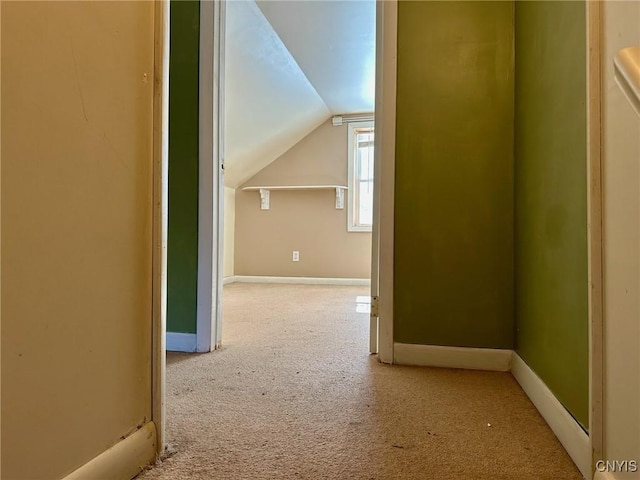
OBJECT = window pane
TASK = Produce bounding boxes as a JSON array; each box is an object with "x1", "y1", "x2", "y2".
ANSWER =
[
  {"x1": 357, "y1": 145, "x2": 374, "y2": 182},
  {"x1": 350, "y1": 125, "x2": 374, "y2": 230},
  {"x1": 358, "y1": 180, "x2": 373, "y2": 226}
]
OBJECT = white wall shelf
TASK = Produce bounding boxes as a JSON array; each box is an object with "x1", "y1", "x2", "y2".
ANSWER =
[{"x1": 242, "y1": 185, "x2": 348, "y2": 210}]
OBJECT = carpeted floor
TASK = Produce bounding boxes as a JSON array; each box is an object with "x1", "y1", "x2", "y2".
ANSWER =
[{"x1": 138, "y1": 283, "x2": 583, "y2": 480}]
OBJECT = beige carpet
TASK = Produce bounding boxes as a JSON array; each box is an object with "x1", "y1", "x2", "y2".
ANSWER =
[{"x1": 138, "y1": 284, "x2": 582, "y2": 480}]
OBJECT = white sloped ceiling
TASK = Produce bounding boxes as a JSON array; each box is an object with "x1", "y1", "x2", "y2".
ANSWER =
[
  {"x1": 256, "y1": 0, "x2": 376, "y2": 115},
  {"x1": 224, "y1": 0, "x2": 330, "y2": 188},
  {"x1": 224, "y1": 0, "x2": 376, "y2": 188}
]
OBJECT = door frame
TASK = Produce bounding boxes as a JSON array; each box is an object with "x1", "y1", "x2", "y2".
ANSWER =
[
  {"x1": 372, "y1": 0, "x2": 397, "y2": 364},
  {"x1": 196, "y1": 0, "x2": 225, "y2": 353},
  {"x1": 152, "y1": 0, "x2": 169, "y2": 456},
  {"x1": 197, "y1": 0, "x2": 397, "y2": 362}
]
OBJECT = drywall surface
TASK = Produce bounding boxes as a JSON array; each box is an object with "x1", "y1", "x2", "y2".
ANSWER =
[
  {"x1": 256, "y1": 0, "x2": 376, "y2": 114},
  {"x1": 514, "y1": 1, "x2": 589, "y2": 429},
  {"x1": 602, "y1": 0, "x2": 640, "y2": 464},
  {"x1": 167, "y1": 0, "x2": 199, "y2": 334},
  {"x1": 224, "y1": 187, "x2": 236, "y2": 278},
  {"x1": 1, "y1": 2, "x2": 154, "y2": 478},
  {"x1": 394, "y1": 1, "x2": 514, "y2": 348},
  {"x1": 224, "y1": 0, "x2": 330, "y2": 188},
  {"x1": 236, "y1": 120, "x2": 371, "y2": 278}
]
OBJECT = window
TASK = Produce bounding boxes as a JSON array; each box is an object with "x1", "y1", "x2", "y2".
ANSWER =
[{"x1": 347, "y1": 121, "x2": 374, "y2": 232}]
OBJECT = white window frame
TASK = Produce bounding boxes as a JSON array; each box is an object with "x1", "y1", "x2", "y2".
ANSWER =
[{"x1": 347, "y1": 120, "x2": 375, "y2": 232}]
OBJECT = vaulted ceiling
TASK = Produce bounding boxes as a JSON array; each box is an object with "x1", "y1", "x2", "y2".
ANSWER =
[
  {"x1": 256, "y1": 0, "x2": 376, "y2": 114},
  {"x1": 224, "y1": 0, "x2": 376, "y2": 188}
]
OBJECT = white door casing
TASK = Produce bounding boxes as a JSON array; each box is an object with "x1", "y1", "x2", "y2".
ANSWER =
[
  {"x1": 372, "y1": 0, "x2": 397, "y2": 364},
  {"x1": 152, "y1": 0, "x2": 170, "y2": 455},
  {"x1": 196, "y1": 0, "x2": 225, "y2": 352}
]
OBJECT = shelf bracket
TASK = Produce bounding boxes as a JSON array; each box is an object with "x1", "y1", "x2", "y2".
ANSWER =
[
  {"x1": 335, "y1": 187, "x2": 345, "y2": 209},
  {"x1": 259, "y1": 188, "x2": 270, "y2": 210}
]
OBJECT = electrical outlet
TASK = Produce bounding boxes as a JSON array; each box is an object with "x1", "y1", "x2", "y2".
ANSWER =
[{"x1": 292, "y1": 251, "x2": 299, "y2": 262}]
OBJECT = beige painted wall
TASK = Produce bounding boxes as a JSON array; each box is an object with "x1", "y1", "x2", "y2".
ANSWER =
[
  {"x1": 601, "y1": 0, "x2": 640, "y2": 469},
  {"x1": 1, "y1": 2, "x2": 155, "y2": 478},
  {"x1": 236, "y1": 120, "x2": 371, "y2": 278},
  {"x1": 224, "y1": 186, "x2": 236, "y2": 277}
]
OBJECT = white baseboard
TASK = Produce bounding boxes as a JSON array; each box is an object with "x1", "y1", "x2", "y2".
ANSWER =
[
  {"x1": 393, "y1": 343, "x2": 512, "y2": 372},
  {"x1": 62, "y1": 422, "x2": 157, "y2": 480},
  {"x1": 511, "y1": 353, "x2": 590, "y2": 479},
  {"x1": 233, "y1": 275, "x2": 371, "y2": 286},
  {"x1": 223, "y1": 276, "x2": 236, "y2": 285},
  {"x1": 166, "y1": 332, "x2": 197, "y2": 353}
]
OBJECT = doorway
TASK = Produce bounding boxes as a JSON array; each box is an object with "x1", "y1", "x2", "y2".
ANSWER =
[{"x1": 199, "y1": 0, "x2": 388, "y2": 356}]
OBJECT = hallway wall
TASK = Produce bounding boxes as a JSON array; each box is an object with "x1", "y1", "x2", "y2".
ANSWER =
[
  {"x1": 394, "y1": 1, "x2": 515, "y2": 348},
  {"x1": 1, "y1": 2, "x2": 156, "y2": 478},
  {"x1": 513, "y1": 1, "x2": 589, "y2": 429}
]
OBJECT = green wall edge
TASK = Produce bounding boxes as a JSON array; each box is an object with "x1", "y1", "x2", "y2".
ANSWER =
[{"x1": 167, "y1": 0, "x2": 200, "y2": 334}]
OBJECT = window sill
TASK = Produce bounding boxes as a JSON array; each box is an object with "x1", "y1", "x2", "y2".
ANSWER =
[{"x1": 348, "y1": 225, "x2": 372, "y2": 233}]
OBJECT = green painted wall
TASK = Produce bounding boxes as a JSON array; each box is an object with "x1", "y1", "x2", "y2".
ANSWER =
[
  {"x1": 514, "y1": 1, "x2": 588, "y2": 428},
  {"x1": 167, "y1": 0, "x2": 200, "y2": 334},
  {"x1": 394, "y1": 1, "x2": 514, "y2": 348}
]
